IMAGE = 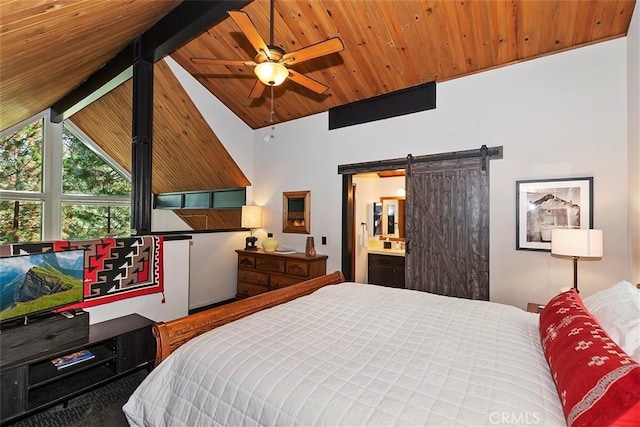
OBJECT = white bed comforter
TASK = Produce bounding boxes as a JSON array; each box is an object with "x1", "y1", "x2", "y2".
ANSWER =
[{"x1": 123, "y1": 283, "x2": 566, "y2": 426}]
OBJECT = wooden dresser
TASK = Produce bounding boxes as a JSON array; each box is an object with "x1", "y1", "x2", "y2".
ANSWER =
[{"x1": 235, "y1": 249, "x2": 328, "y2": 299}]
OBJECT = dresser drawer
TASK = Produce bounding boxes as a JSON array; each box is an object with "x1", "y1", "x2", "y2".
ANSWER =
[
  {"x1": 270, "y1": 274, "x2": 301, "y2": 290},
  {"x1": 238, "y1": 255, "x2": 255, "y2": 269},
  {"x1": 238, "y1": 270, "x2": 268, "y2": 286},
  {"x1": 237, "y1": 282, "x2": 267, "y2": 298},
  {"x1": 236, "y1": 249, "x2": 328, "y2": 300},
  {"x1": 286, "y1": 260, "x2": 309, "y2": 277},
  {"x1": 256, "y1": 258, "x2": 285, "y2": 272}
]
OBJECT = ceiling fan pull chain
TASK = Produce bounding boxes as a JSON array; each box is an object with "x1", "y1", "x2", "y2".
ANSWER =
[{"x1": 270, "y1": 85, "x2": 275, "y2": 123}]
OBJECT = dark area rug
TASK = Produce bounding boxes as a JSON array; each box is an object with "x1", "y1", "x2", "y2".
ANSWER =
[{"x1": 10, "y1": 369, "x2": 147, "y2": 427}]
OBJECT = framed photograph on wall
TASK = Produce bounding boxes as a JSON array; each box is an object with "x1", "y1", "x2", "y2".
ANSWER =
[{"x1": 516, "y1": 177, "x2": 593, "y2": 251}]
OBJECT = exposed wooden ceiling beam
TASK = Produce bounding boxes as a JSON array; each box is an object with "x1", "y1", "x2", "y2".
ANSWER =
[
  {"x1": 50, "y1": 49, "x2": 134, "y2": 124},
  {"x1": 51, "y1": 0, "x2": 251, "y2": 123}
]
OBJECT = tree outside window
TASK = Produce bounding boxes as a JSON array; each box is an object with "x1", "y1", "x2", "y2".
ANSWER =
[
  {"x1": 0, "y1": 118, "x2": 131, "y2": 243},
  {"x1": 0, "y1": 119, "x2": 42, "y2": 192},
  {"x1": 0, "y1": 200, "x2": 42, "y2": 243},
  {"x1": 62, "y1": 128, "x2": 130, "y2": 196},
  {"x1": 0, "y1": 119, "x2": 44, "y2": 242}
]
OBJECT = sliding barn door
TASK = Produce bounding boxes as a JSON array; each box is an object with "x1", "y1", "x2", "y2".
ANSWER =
[{"x1": 405, "y1": 156, "x2": 490, "y2": 300}]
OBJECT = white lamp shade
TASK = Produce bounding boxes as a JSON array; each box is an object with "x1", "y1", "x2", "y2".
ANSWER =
[
  {"x1": 241, "y1": 205, "x2": 263, "y2": 229},
  {"x1": 254, "y1": 62, "x2": 289, "y2": 86},
  {"x1": 551, "y1": 229, "x2": 603, "y2": 257}
]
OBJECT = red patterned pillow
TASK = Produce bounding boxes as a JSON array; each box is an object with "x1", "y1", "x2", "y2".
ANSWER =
[{"x1": 539, "y1": 289, "x2": 640, "y2": 427}]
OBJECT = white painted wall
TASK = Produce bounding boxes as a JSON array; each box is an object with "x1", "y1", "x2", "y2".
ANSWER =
[
  {"x1": 628, "y1": 6, "x2": 640, "y2": 283},
  {"x1": 353, "y1": 175, "x2": 378, "y2": 283},
  {"x1": 187, "y1": 232, "x2": 248, "y2": 308},
  {"x1": 151, "y1": 210, "x2": 251, "y2": 309},
  {"x1": 152, "y1": 209, "x2": 190, "y2": 232},
  {"x1": 249, "y1": 38, "x2": 631, "y2": 310},
  {"x1": 85, "y1": 239, "x2": 189, "y2": 324}
]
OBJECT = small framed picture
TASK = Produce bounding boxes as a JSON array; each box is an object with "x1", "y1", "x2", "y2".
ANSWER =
[{"x1": 516, "y1": 177, "x2": 593, "y2": 251}]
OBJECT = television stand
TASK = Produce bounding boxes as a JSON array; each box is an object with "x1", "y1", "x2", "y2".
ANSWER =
[
  {"x1": 0, "y1": 313, "x2": 155, "y2": 424},
  {"x1": 1, "y1": 310, "x2": 90, "y2": 366}
]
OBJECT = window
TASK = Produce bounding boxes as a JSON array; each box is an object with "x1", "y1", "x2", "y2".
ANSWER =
[
  {"x1": 0, "y1": 114, "x2": 131, "y2": 243},
  {"x1": 0, "y1": 119, "x2": 43, "y2": 192},
  {"x1": 62, "y1": 127, "x2": 130, "y2": 196},
  {"x1": 62, "y1": 204, "x2": 130, "y2": 239},
  {"x1": 60, "y1": 124, "x2": 131, "y2": 239},
  {"x1": 0, "y1": 118, "x2": 44, "y2": 241},
  {"x1": 0, "y1": 200, "x2": 42, "y2": 242}
]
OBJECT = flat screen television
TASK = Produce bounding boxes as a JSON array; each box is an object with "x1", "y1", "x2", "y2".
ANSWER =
[{"x1": 0, "y1": 249, "x2": 85, "y2": 325}]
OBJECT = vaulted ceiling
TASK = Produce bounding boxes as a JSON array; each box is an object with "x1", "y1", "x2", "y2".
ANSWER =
[
  {"x1": 174, "y1": 0, "x2": 636, "y2": 129},
  {"x1": 0, "y1": 0, "x2": 181, "y2": 131},
  {"x1": 0, "y1": 0, "x2": 636, "y2": 202},
  {"x1": 2, "y1": 0, "x2": 636, "y2": 133}
]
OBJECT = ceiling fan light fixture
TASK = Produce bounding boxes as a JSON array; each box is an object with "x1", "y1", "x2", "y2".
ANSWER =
[{"x1": 255, "y1": 61, "x2": 289, "y2": 86}]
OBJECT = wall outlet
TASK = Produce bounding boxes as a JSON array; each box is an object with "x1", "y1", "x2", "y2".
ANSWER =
[{"x1": 321, "y1": 236, "x2": 327, "y2": 245}]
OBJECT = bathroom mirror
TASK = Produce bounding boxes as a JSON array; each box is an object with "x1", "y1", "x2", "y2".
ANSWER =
[
  {"x1": 373, "y1": 196, "x2": 405, "y2": 238},
  {"x1": 283, "y1": 191, "x2": 310, "y2": 234}
]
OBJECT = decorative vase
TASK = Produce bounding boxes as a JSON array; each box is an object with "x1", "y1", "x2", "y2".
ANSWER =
[
  {"x1": 305, "y1": 236, "x2": 316, "y2": 257},
  {"x1": 262, "y1": 233, "x2": 279, "y2": 252}
]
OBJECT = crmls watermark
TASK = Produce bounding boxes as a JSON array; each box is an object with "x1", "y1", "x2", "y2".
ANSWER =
[{"x1": 488, "y1": 411, "x2": 541, "y2": 425}]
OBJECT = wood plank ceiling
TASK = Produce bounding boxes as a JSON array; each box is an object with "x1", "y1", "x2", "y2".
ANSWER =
[
  {"x1": 172, "y1": 0, "x2": 636, "y2": 129},
  {"x1": 0, "y1": 0, "x2": 181, "y2": 131},
  {"x1": 1, "y1": 0, "x2": 635, "y2": 132}
]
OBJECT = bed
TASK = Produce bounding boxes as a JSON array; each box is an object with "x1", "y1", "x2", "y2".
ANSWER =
[{"x1": 123, "y1": 272, "x2": 640, "y2": 427}]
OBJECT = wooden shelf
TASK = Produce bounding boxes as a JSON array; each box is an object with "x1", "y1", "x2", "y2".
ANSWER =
[
  {"x1": 1, "y1": 313, "x2": 155, "y2": 424},
  {"x1": 28, "y1": 364, "x2": 117, "y2": 408},
  {"x1": 28, "y1": 343, "x2": 116, "y2": 389}
]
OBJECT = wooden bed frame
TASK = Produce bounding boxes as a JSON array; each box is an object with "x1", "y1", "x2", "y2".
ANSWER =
[{"x1": 153, "y1": 271, "x2": 346, "y2": 366}]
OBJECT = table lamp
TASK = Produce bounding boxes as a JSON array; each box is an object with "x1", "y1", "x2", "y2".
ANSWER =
[
  {"x1": 241, "y1": 205, "x2": 262, "y2": 250},
  {"x1": 551, "y1": 229, "x2": 603, "y2": 293}
]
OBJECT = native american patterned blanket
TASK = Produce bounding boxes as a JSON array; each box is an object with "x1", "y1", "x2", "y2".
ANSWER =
[{"x1": 0, "y1": 236, "x2": 164, "y2": 308}]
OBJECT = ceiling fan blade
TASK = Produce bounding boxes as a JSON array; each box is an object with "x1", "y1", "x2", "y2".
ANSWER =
[
  {"x1": 190, "y1": 58, "x2": 256, "y2": 67},
  {"x1": 281, "y1": 37, "x2": 344, "y2": 65},
  {"x1": 287, "y1": 70, "x2": 329, "y2": 95},
  {"x1": 228, "y1": 11, "x2": 271, "y2": 57},
  {"x1": 248, "y1": 80, "x2": 266, "y2": 99}
]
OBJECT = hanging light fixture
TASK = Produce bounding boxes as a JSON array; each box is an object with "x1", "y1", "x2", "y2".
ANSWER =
[
  {"x1": 254, "y1": 61, "x2": 289, "y2": 86},
  {"x1": 253, "y1": 0, "x2": 288, "y2": 87}
]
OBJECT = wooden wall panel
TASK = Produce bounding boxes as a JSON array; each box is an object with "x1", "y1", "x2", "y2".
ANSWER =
[
  {"x1": 71, "y1": 60, "x2": 250, "y2": 195},
  {"x1": 174, "y1": 209, "x2": 242, "y2": 231}
]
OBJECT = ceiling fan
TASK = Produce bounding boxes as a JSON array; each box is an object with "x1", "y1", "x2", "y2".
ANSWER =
[{"x1": 190, "y1": 0, "x2": 344, "y2": 99}]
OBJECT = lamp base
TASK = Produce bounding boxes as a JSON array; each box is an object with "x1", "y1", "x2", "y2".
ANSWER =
[
  {"x1": 244, "y1": 236, "x2": 258, "y2": 250},
  {"x1": 573, "y1": 256, "x2": 580, "y2": 293}
]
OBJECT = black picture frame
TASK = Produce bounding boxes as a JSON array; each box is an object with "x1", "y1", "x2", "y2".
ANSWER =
[{"x1": 516, "y1": 177, "x2": 593, "y2": 251}]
